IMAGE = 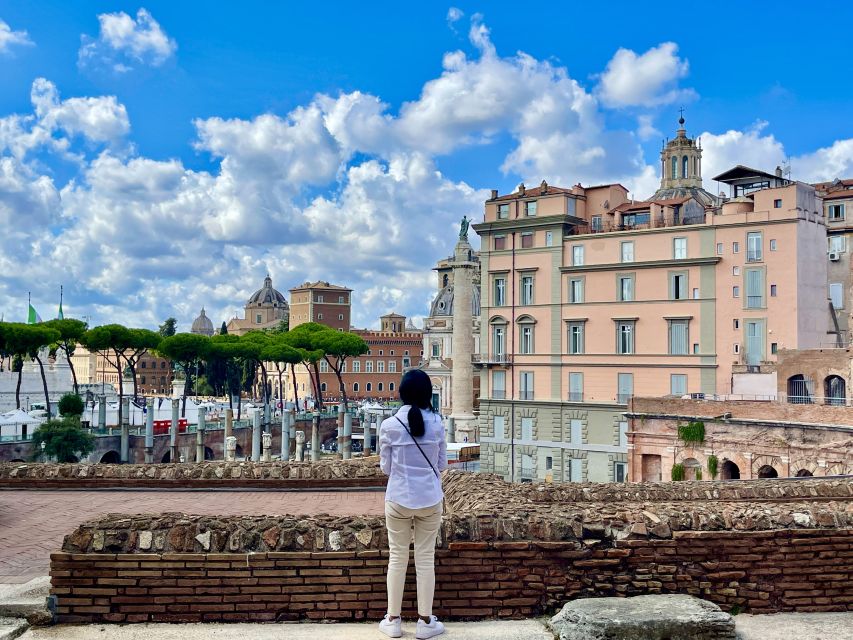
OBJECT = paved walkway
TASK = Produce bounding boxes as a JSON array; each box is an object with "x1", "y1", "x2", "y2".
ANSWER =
[
  {"x1": 0, "y1": 489, "x2": 384, "y2": 583},
  {"x1": 15, "y1": 613, "x2": 853, "y2": 640}
]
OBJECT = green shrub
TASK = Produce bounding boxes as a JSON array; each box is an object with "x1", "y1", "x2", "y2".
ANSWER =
[
  {"x1": 671, "y1": 463, "x2": 685, "y2": 481},
  {"x1": 30, "y1": 418, "x2": 95, "y2": 463},
  {"x1": 677, "y1": 420, "x2": 705, "y2": 444},
  {"x1": 707, "y1": 454, "x2": 719, "y2": 479},
  {"x1": 58, "y1": 393, "x2": 84, "y2": 418},
  {"x1": 695, "y1": 468, "x2": 702, "y2": 481}
]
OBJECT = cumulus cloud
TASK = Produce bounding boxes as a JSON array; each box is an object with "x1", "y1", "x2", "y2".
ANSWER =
[
  {"x1": 446, "y1": 7, "x2": 464, "y2": 28},
  {"x1": 0, "y1": 19, "x2": 33, "y2": 54},
  {"x1": 597, "y1": 42, "x2": 695, "y2": 108},
  {"x1": 78, "y1": 8, "x2": 176, "y2": 72}
]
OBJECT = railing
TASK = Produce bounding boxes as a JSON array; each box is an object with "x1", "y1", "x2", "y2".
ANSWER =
[
  {"x1": 519, "y1": 390, "x2": 534, "y2": 400},
  {"x1": 491, "y1": 390, "x2": 506, "y2": 399},
  {"x1": 477, "y1": 353, "x2": 512, "y2": 365},
  {"x1": 746, "y1": 296, "x2": 763, "y2": 308},
  {"x1": 567, "y1": 392, "x2": 583, "y2": 402},
  {"x1": 616, "y1": 394, "x2": 632, "y2": 405},
  {"x1": 746, "y1": 251, "x2": 763, "y2": 262},
  {"x1": 578, "y1": 214, "x2": 706, "y2": 236}
]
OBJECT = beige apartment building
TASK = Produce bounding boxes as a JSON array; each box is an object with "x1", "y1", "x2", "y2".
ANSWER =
[
  {"x1": 473, "y1": 118, "x2": 828, "y2": 484},
  {"x1": 814, "y1": 178, "x2": 853, "y2": 345}
]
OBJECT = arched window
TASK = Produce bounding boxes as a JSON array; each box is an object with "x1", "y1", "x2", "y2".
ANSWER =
[
  {"x1": 353, "y1": 382, "x2": 359, "y2": 392},
  {"x1": 682, "y1": 155, "x2": 689, "y2": 178},
  {"x1": 671, "y1": 156, "x2": 677, "y2": 180},
  {"x1": 720, "y1": 460, "x2": 740, "y2": 480},
  {"x1": 320, "y1": 382, "x2": 327, "y2": 392},
  {"x1": 389, "y1": 382, "x2": 395, "y2": 392},
  {"x1": 378, "y1": 382, "x2": 384, "y2": 392},
  {"x1": 824, "y1": 375, "x2": 846, "y2": 406},
  {"x1": 366, "y1": 383, "x2": 372, "y2": 392},
  {"x1": 787, "y1": 374, "x2": 813, "y2": 404},
  {"x1": 442, "y1": 274, "x2": 449, "y2": 288}
]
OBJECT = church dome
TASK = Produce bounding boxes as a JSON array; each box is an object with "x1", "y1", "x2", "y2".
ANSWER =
[
  {"x1": 191, "y1": 308, "x2": 215, "y2": 337},
  {"x1": 429, "y1": 284, "x2": 481, "y2": 317},
  {"x1": 247, "y1": 275, "x2": 288, "y2": 308}
]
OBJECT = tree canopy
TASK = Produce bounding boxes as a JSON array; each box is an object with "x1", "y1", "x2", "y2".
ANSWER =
[
  {"x1": 159, "y1": 317, "x2": 177, "y2": 337},
  {"x1": 31, "y1": 418, "x2": 95, "y2": 463},
  {"x1": 157, "y1": 333, "x2": 211, "y2": 414},
  {"x1": 43, "y1": 318, "x2": 87, "y2": 393}
]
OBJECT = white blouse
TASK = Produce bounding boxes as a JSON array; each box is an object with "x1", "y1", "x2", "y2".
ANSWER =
[{"x1": 379, "y1": 406, "x2": 447, "y2": 509}]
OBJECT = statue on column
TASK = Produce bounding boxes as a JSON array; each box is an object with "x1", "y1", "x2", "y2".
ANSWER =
[{"x1": 459, "y1": 215, "x2": 470, "y2": 241}]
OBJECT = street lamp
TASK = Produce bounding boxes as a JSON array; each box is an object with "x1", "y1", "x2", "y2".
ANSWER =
[{"x1": 40, "y1": 440, "x2": 46, "y2": 461}]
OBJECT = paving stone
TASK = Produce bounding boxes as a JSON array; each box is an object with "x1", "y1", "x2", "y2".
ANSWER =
[{"x1": 549, "y1": 594, "x2": 736, "y2": 640}]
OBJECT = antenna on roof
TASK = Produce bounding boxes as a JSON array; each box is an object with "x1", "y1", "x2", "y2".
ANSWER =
[{"x1": 782, "y1": 157, "x2": 792, "y2": 181}]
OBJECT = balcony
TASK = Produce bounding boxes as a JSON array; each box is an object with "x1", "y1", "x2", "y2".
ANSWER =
[
  {"x1": 519, "y1": 390, "x2": 534, "y2": 400},
  {"x1": 476, "y1": 353, "x2": 512, "y2": 366},
  {"x1": 746, "y1": 251, "x2": 763, "y2": 263},
  {"x1": 491, "y1": 390, "x2": 506, "y2": 399},
  {"x1": 567, "y1": 392, "x2": 583, "y2": 402}
]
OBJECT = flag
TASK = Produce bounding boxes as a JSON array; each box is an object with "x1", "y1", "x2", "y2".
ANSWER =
[{"x1": 27, "y1": 303, "x2": 42, "y2": 324}]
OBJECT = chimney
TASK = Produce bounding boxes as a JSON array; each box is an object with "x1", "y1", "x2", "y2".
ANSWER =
[
  {"x1": 775, "y1": 166, "x2": 783, "y2": 178},
  {"x1": 518, "y1": 183, "x2": 525, "y2": 195},
  {"x1": 490, "y1": 189, "x2": 498, "y2": 200}
]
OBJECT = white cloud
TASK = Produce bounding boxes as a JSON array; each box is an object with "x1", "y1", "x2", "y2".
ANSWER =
[
  {"x1": 446, "y1": 7, "x2": 464, "y2": 27},
  {"x1": 31, "y1": 78, "x2": 130, "y2": 145},
  {"x1": 0, "y1": 19, "x2": 33, "y2": 54},
  {"x1": 698, "y1": 122, "x2": 786, "y2": 186},
  {"x1": 78, "y1": 8, "x2": 176, "y2": 72},
  {"x1": 597, "y1": 42, "x2": 694, "y2": 108},
  {"x1": 637, "y1": 115, "x2": 661, "y2": 141}
]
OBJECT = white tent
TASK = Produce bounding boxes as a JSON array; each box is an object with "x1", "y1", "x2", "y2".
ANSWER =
[{"x1": 0, "y1": 409, "x2": 45, "y2": 440}]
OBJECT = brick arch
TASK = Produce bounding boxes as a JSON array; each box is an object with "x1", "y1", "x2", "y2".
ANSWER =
[
  {"x1": 751, "y1": 454, "x2": 782, "y2": 477},
  {"x1": 711, "y1": 451, "x2": 748, "y2": 479},
  {"x1": 824, "y1": 461, "x2": 847, "y2": 476},
  {"x1": 789, "y1": 459, "x2": 819, "y2": 476}
]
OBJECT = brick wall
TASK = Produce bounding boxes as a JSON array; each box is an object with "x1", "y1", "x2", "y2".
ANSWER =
[
  {"x1": 630, "y1": 396, "x2": 853, "y2": 425},
  {"x1": 51, "y1": 530, "x2": 853, "y2": 623}
]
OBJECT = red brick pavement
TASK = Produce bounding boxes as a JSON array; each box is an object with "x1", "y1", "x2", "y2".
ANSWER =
[{"x1": 0, "y1": 489, "x2": 385, "y2": 583}]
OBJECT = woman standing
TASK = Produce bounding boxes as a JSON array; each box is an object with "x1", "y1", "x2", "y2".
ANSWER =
[{"x1": 378, "y1": 369, "x2": 448, "y2": 639}]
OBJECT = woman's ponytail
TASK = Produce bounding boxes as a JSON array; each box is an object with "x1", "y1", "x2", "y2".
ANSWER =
[
  {"x1": 398, "y1": 369, "x2": 433, "y2": 438},
  {"x1": 407, "y1": 405, "x2": 425, "y2": 437}
]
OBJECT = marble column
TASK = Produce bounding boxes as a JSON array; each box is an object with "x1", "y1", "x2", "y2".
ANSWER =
[
  {"x1": 281, "y1": 411, "x2": 290, "y2": 460},
  {"x1": 311, "y1": 413, "x2": 320, "y2": 462},
  {"x1": 449, "y1": 237, "x2": 477, "y2": 442},
  {"x1": 144, "y1": 398, "x2": 154, "y2": 463},
  {"x1": 196, "y1": 407, "x2": 206, "y2": 462},
  {"x1": 342, "y1": 412, "x2": 352, "y2": 460},
  {"x1": 295, "y1": 430, "x2": 305, "y2": 461},
  {"x1": 120, "y1": 397, "x2": 130, "y2": 463},
  {"x1": 251, "y1": 409, "x2": 261, "y2": 462},
  {"x1": 224, "y1": 408, "x2": 233, "y2": 458},
  {"x1": 262, "y1": 432, "x2": 272, "y2": 462},
  {"x1": 97, "y1": 395, "x2": 106, "y2": 431},
  {"x1": 225, "y1": 436, "x2": 237, "y2": 461},
  {"x1": 170, "y1": 399, "x2": 179, "y2": 463}
]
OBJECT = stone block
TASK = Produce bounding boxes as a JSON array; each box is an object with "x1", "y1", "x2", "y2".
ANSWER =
[{"x1": 548, "y1": 594, "x2": 735, "y2": 640}]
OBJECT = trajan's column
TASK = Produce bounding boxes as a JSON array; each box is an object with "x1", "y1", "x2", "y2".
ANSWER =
[{"x1": 449, "y1": 216, "x2": 477, "y2": 442}]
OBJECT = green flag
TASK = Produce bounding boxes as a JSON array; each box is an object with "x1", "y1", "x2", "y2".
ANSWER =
[{"x1": 27, "y1": 303, "x2": 42, "y2": 324}]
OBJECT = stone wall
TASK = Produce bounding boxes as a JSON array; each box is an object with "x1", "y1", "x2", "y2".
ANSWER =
[
  {"x1": 50, "y1": 472, "x2": 853, "y2": 622},
  {"x1": 630, "y1": 396, "x2": 853, "y2": 426},
  {"x1": 0, "y1": 459, "x2": 385, "y2": 489}
]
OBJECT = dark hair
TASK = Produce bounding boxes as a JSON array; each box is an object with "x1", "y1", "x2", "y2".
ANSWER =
[{"x1": 398, "y1": 369, "x2": 433, "y2": 437}]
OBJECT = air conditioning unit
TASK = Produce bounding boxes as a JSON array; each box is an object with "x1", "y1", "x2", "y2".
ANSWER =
[{"x1": 829, "y1": 251, "x2": 841, "y2": 261}]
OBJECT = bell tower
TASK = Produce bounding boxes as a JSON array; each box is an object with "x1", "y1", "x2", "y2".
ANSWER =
[{"x1": 659, "y1": 111, "x2": 703, "y2": 191}]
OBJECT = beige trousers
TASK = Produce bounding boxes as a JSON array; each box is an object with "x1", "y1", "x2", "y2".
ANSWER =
[{"x1": 384, "y1": 500, "x2": 443, "y2": 617}]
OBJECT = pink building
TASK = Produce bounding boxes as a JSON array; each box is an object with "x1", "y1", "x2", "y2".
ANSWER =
[{"x1": 474, "y1": 117, "x2": 829, "y2": 484}]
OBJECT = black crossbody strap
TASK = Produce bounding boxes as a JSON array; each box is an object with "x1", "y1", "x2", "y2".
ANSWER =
[{"x1": 395, "y1": 415, "x2": 440, "y2": 479}]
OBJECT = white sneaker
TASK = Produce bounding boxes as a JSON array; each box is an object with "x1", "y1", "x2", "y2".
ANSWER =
[
  {"x1": 378, "y1": 614, "x2": 402, "y2": 638},
  {"x1": 416, "y1": 615, "x2": 445, "y2": 639}
]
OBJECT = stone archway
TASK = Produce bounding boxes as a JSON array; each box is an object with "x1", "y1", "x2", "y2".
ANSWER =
[
  {"x1": 720, "y1": 460, "x2": 740, "y2": 480},
  {"x1": 100, "y1": 450, "x2": 121, "y2": 464},
  {"x1": 161, "y1": 451, "x2": 171, "y2": 463},
  {"x1": 757, "y1": 464, "x2": 778, "y2": 478},
  {"x1": 790, "y1": 459, "x2": 819, "y2": 477},
  {"x1": 682, "y1": 457, "x2": 702, "y2": 480},
  {"x1": 795, "y1": 469, "x2": 813, "y2": 477}
]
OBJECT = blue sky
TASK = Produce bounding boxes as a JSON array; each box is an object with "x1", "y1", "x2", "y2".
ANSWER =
[{"x1": 1, "y1": 1, "x2": 852, "y2": 330}]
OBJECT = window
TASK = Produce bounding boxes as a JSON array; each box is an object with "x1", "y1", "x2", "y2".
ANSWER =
[
  {"x1": 521, "y1": 274, "x2": 534, "y2": 305},
  {"x1": 734, "y1": 344, "x2": 740, "y2": 354},
  {"x1": 570, "y1": 278, "x2": 584, "y2": 303},
  {"x1": 338, "y1": 314, "x2": 344, "y2": 320},
  {"x1": 572, "y1": 245, "x2": 584, "y2": 266},
  {"x1": 493, "y1": 415, "x2": 505, "y2": 439},
  {"x1": 492, "y1": 325, "x2": 506, "y2": 357},
  {"x1": 339, "y1": 295, "x2": 345, "y2": 303},
  {"x1": 621, "y1": 241, "x2": 634, "y2": 263},
  {"x1": 497, "y1": 203, "x2": 509, "y2": 219},
  {"x1": 682, "y1": 155, "x2": 688, "y2": 178},
  {"x1": 366, "y1": 383, "x2": 372, "y2": 391},
  {"x1": 377, "y1": 361, "x2": 385, "y2": 373},
  {"x1": 317, "y1": 313, "x2": 323, "y2": 320},
  {"x1": 829, "y1": 235, "x2": 846, "y2": 253},
  {"x1": 733, "y1": 266, "x2": 740, "y2": 276},
  {"x1": 341, "y1": 362, "x2": 347, "y2": 373},
  {"x1": 828, "y1": 204, "x2": 845, "y2": 221},
  {"x1": 671, "y1": 156, "x2": 677, "y2": 180},
  {"x1": 389, "y1": 382, "x2": 395, "y2": 392},
  {"x1": 770, "y1": 284, "x2": 777, "y2": 297},
  {"x1": 520, "y1": 371, "x2": 534, "y2": 400},
  {"x1": 670, "y1": 374, "x2": 687, "y2": 396},
  {"x1": 770, "y1": 239, "x2": 777, "y2": 251},
  {"x1": 319, "y1": 360, "x2": 329, "y2": 373},
  {"x1": 591, "y1": 215, "x2": 602, "y2": 232},
  {"x1": 618, "y1": 275, "x2": 634, "y2": 301},
  {"x1": 545, "y1": 231, "x2": 554, "y2": 247},
  {"x1": 716, "y1": 242, "x2": 723, "y2": 255},
  {"x1": 565, "y1": 458, "x2": 582, "y2": 482},
  {"x1": 673, "y1": 237, "x2": 687, "y2": 259},
  {"x1": 570, "y1": 419, "x2": 583, "y2": 444},
  {"x1": 255, "y1": 314, "x2": 262, "y2": 324},
  {"x1": 618, "y1": 421, "x2": 628, "y2": 447},
  {"x1": 521, "y1": 232, "x2": 533, "y2": 248},
  {"x1": 745, "y1": 269, "x2": 764, "y2": 308},
  {"x1": 352, "y1": 360, "x2": 361, "y2": 373},
  {"x1": 388, "y1": 361, "x2": 397, "y2": 373},
  {"x1": 521, "y1": 417, "x2": 533, "y2": 441},
  {"x1": 617, "y1": 321, "x2": 635, "y2": 354},
  {"x1": 733, "y1": 319, "x2": 740, "y2": 330},
  {"x1": 771, "y1": 342, "x2": 778, "y2": 355},
  {"x1": 774, "y1": 199, "x2": 782, "y2": 208},
  {"x1": 747, "y1": 232, "x2": 763, "y2": 262},
  {"x1": 141, "y1": 361, "x2": 147, "y2": 369},
  {"x1": 365, "y1": 361, "x2": 374, "y2": 373},
  {"x1": 520, "y1": 455, "x2": 534, "y2": 482},
  {"x1": 525, "y1": 201, "x2": 537, "y2": 216},
  {"x1": 431, "y1": 342, "x2": 440, "y2": 358},
  {"x1": 492, "y1": 370, "x2": 506, "y2": 399},
  {"x1": 493, "y1": 277, "x2": 506, "y2": 306},
  {"x1": 320, "y1": 382, "x2": 327, "y2": 392},
  {"x1": 569, "y1": 372, "x2": 583, "y2": 401},
  {"x1": 614, "y1": 462, "x2": 627, "y2": 483},
  {"x1": 670, "y1": 273, "x2": 687, "y2": 300},
  {"x1": 692, "y1": 288, "x2": 699, "y2": 299},
  {"x1": 617, "y1": 373, "x2": 633, "y2": 403},
  {"x1": 378, "y1": 382, "x2": 384, "y2": 392},
  {"x1": 733, "y1": 286, "x2": 740, "y2": 298},
  {"x1": 520, "y1": 324, "x2": 534, "y2": 354},
  {"x1": 140, "y1": 375, "x2": 146, "y2": 384},
  {"x1": 494, "y1": 235, "x2": 506, "y2": 250},
  {"x1": 733, "y1": 241, "x2": 740, "y2": 253},
  {"x1": 830, "y1": 283, "x2": 844, "y2": 309},
  {"x1": 692, "y1": 343, "x2": 699, "y2": 354},
  {"x1": 568, "y1": 323, "x2": 584, "y2": 354},
  {"x1": 402, "y1": 357, "x2": 410, "y2": 368},
  {"x1": 546, "y1": 456, "x2": 553, "y2": 471},
  {"x1": 668, "y1": 320, "x2": 688, "y2": 355},
  {"x1": 317, "y1": 295, "x2": 324, "y2": 303}
]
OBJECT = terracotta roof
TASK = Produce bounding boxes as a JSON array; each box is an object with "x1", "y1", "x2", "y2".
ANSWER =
[
  {"x1": 490, "y1": 185, "x2": 573, "y2": 202},
  {"x1": 652, "y1": 196, "x2": 692, "y2": 206},
  {"x1": 813, "y1": 178, "x2": 853, "y2": 192},
  {"x1": 822, "y1": 189, "x2": 853, "y2": 201},
  {"x1": 289, "y1": 281, "x2": 352, "y2": 291}
]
